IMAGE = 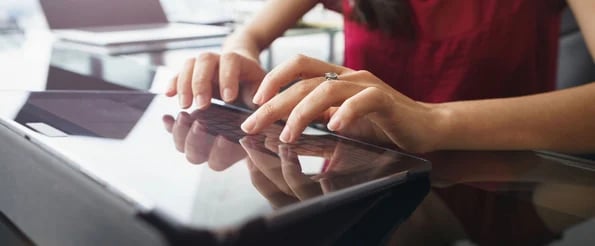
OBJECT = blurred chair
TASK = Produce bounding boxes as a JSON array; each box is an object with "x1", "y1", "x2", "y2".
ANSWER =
[{"x1": 557, "y1": 7, "x2": 595, "y2": 89}]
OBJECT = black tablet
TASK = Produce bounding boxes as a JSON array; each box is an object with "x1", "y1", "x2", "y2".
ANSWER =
[{"x1": 0, "y1": 91, "x2": 430, "y2": 245}]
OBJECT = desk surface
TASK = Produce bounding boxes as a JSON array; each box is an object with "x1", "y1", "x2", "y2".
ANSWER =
[{"x1": 2, "y1": 31, "x2": 595, "y2": 246}]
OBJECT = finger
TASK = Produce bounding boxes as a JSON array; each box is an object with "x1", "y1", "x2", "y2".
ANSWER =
[
  {"x1": 327, "y1": 87, "x2": 390, "y2": 132},
  {"x1": 184, "y1": 120, "x2": 216, "y2": 164},
  {"x1": 207, "y1": 136, "x2": 246, "y2": 171},
  {"x1": 162, "y1": 115, "x2": 175, "y2": 133},
  {"x1": 218, "y1": 52, "x2": 242, "y2": 102},
  {"x1": 253, "y1": 54, "x2": 351, "y2": 105},
  {"x1": 241, "y1": 79, "x2": 320, "y2": 134},
  {"x1": 239, "y1": 56, "x2": 267, "y2": 104},
  {"x1": 165, "y1": 75, "x2": 178, "y2": 97},
  {"x1": 172, "y1": 112, "x2": 194, "y2": 152},
  {"x1": 191, "y1": 53, "x2": 219, "y2": 109},
  {"x1": 239, "y1": 137, "x2": 294, "y2": 196},
  {"x1": 178, "y1": 58, "x2": 199, "y2": 108},
  {"x1": 281, "y1": 80, "x2": 363, "y2": 143},
  {"x1": 279, "y1": 145, "x2": 323, "y2": 200},
  {"x1": 220, "y1": 52, "x2": 266, "y2": 104},
  {"x1": 246, "y1": 159, "x2": 299, "y2": 209}
]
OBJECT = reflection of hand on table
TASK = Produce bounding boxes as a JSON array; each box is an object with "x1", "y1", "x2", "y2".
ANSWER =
[
  {"x1": 239, "y1": 133, "x2": 400, "y2": 208},
  {"x1": 162, "y1": 111, "x2": 246, "y2": 171}
]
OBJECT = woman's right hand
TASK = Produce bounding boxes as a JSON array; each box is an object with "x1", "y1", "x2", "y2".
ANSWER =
[{"x1": 166, "y1": 51, "x2": 266, "y2": 109}]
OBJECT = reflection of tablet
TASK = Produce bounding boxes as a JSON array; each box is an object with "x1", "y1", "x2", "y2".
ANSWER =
[{"x1": 0, "y1": 91, "x2": 430, "y2": 245}]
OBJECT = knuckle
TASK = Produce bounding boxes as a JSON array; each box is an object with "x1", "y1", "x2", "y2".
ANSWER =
[
  {"x1": 355, "y1": 70, "x2": 373, "y2": 77},
  {"x1": 178, "y1": 80, "x2": 191, "y2": 92},
  {"x1": 290, "y1": 108, "x2": 307, "y2": 123},
  {"x1": 260, "y1": 103, "x2": 277, "y2": 119},
  {"x1": 197, "y1": 52, "x2": 218, "y2": 63},
  {"x1": 318, "y1": 80, "x2": 340, "y2": 94},
  {"x1": 363, "y1": 87, "x2": 383, "y2": 98},
  {"x1": 192, "y1": 73, "x2": 210, "y2": 84},
  {"x1": 219, "y1": 69, "x2": 234, "y2": 81},
  {"x1": 291, "y1": 54, "x2": 309, "y2": 66},
  {"x1": 191, "y1": 73, "x2": 212, "y2": 91},
  {"x1": 364, "y1": 86, "x2": 379, "y2": 93},
  {"x1": 184, "y1": 57, "x2": 196, "y2": 67},
  {"x1": 220, "y1": 52, "x2": 239, "y2": 62},
  {"x1": 193, "y1": 84, "x2": 210, "y2": 95},
  {"x1": 341, "y1": 99, "x2": 357, "y2": 115},
  {"x1": 293, "y1": 81, "x2": 315, "y2": 95}
]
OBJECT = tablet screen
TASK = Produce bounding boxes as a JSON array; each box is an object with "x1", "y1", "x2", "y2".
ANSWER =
[{"x1": 0, "y1": 91, "x2": 430, "y2": 230}]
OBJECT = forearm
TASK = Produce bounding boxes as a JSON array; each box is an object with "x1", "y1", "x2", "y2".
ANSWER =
[
  {"x1": 434, "y1": 82, "x2": 595, "y2": 153},
  {"x1": 568, "y1": 0, "x2": 595, "y2": 60},
  {"x1": 222, "y1": 0, "x2": 319, "y2": 61}
]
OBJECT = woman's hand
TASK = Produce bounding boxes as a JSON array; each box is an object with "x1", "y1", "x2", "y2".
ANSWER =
[
  {"x1": 165, "y1": 51, "x2": 266, "y2": 109},
  {"x1": 241, "y1": 55, "x2": 447, "y2": 153}
]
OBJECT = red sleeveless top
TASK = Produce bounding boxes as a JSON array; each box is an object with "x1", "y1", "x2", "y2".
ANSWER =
[{"x1": 322, "y1": 0, "x2": 565, "y2": 102}]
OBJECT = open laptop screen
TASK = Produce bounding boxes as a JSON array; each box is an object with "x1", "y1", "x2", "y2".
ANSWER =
[{"x1": 39, "y1": 0, "x2": 168, "y2": 29}]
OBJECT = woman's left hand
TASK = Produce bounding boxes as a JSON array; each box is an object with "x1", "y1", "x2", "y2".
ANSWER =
[{"x1": 240, "y1": 55, "x2": 446, "y2": 153}]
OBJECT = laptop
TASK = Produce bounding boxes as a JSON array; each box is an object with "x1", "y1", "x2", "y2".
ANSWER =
[{"x1": 39, "y1": 0, "x2": 230, "y2": 47}]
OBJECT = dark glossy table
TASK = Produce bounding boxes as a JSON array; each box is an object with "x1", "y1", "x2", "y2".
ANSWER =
[{"x1": 2, "y1": 31, "x2": 595, "y2": 246}]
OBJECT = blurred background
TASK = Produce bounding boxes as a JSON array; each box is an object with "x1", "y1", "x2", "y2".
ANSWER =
[
  {"x1": 2, "y1": 0, "x2": 595, "y2": 87},
  {"x1": 0, "y1": 0, "x2": 344, "y2": 66},
  {"x1": 0, "y1": 0, "x2": 275, "y2": 30}
]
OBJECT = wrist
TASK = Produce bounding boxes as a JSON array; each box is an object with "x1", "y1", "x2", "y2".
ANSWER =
[
  {"x1": 424, "y1": 102, "x2": 456, "y2": 152},
  {"x1": 223, "y1": 32, "x2": 262, "y2": 62}
]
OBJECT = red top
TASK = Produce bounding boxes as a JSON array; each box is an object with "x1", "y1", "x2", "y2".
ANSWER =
[{"x1": 322, "y1": 0, "x2": 565, "y2": 102}]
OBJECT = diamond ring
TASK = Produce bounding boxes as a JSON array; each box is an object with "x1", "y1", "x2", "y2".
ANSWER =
[{"x1": 324, "y1": 72, "x2": 339, "y2": 81}]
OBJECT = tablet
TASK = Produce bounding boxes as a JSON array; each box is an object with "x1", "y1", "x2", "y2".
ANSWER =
[{"x1": 0, "y1": 90, "x2": 430, "y2": 244}]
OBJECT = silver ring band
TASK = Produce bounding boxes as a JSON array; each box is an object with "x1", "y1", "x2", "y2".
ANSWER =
[{"x1": 324, "y1": 72, "x2": 339, "y2": 81}]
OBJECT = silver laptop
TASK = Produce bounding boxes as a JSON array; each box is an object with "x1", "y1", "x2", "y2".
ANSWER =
[{"x1": 39, "y1": 0, "x2": 230, "y2": 46}]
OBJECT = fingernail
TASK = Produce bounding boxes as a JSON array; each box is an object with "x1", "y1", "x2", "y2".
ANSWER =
[
  {"x1": 223, "y1": 88, "x2": 233, "y2": 102},
  {"x1": 327, "y1": 117, "x2": 341, "y2": 131},
  {"x1": 196, "y1": 95, "x2": 209, "y2": 109},
  {"x1": 241, "y1": 115, "x2": 256, "y2": 133},
  {"x1": 252, "y1": 93, "x2": 262, "y2": 105},
  {"x1": 280, "y1": 127, "x2": 291, "y2": 143}
]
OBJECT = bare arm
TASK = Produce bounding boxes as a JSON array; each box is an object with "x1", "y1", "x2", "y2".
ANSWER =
[
  {"x1": 568, "y1": 0, "x2": 595, "y2": 60},
  {"x1": 433, "y1": 1, "x2": 595, "y2": 153},
  {"x1": 223, "y1": 0, "x2": 320, "y2": 61},
  {"x1": 240, "y1": 56, "x2": 595, "y2": 154},
  {"x1": 437, "y1": 82, "x2": 595, "y2": 153},
  {"x1": 167, "y1": 0, "x2": 319, "y2": 108}
]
